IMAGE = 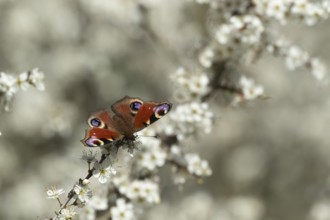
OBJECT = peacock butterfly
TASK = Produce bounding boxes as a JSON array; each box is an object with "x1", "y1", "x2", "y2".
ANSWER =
[{"x1": 81, "y1": 96, "x2": 172, "y2": 147}]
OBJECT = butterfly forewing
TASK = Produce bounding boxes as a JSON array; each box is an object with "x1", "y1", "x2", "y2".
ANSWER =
[{"x1": 133, "y1": 102, "x2": 172, "y2": 132}]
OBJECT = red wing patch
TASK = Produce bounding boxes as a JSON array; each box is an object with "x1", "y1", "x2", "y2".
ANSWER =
[{"x1": 81, "y1": 128, "x2": 122, "y2": 147}]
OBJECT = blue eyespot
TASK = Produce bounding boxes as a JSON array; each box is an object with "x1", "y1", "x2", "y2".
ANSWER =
[
  {"x1": 155, "y1": 103, "x2": 171, "y2": 118},
  {"x1": 130, "y1": 101, "x2": 142, "y2": 112},
  {"x1": 85, "y1": 137, "x2": 103, "y2": 147},
  {"x1": 90, "y1": 118, "x2": 101, "y2": 127}
]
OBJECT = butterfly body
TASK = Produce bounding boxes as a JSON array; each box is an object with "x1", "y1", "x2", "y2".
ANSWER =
[{"x1": 82, "y1": 96, "x2": 172, "y2": 147}]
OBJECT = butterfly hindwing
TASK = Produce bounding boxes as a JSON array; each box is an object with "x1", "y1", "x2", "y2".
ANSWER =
[
  {"x1": 82, "y1": 109, "x2": 122, "y2": 147},
  {"x1": 82, "y1": 127, "x2": 122, "y2": 147}
]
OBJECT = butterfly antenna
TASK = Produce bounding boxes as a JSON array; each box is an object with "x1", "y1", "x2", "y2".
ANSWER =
[{"x1": 138, "y1": 134, "x2": 159, "y2": 139}]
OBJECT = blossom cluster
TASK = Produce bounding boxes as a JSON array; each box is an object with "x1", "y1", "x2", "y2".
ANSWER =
[
  {"x1": 254, "y1": 0, "x2": 330, "y2": 26},
  {"x1": 44, "y1": 0, "x2": 329, "y2": 220},
  {"x1": 164, "y1": 102, "x2": 213, "y2": 140},
  {"x1": 196, "y1": 0, "x2": 328, "y2": 87},
  {"x1": 0, "y1": 68, "x2": 45, "y2": 111},
  {"x1": 185, "y1": 153, "x2": 212, "y2": 177},
  {"x1": 135, "y1": 137, "x2": 167, "y2": 172},
  {"x1": 118, "y1": 179, "x2": 160, "y2": 206},
  {"x1": 232, "y1": 75, "x2": 264, "y2": 104},
  {"x1": 215, "y1": 14, "x2": 264, "y2": 60},
  {"x1": 170, "y1": 67, "x2": 210, "y2": 101},
  {"x1": 267, "y1": 39, "x2": 326, "y2": 80}
]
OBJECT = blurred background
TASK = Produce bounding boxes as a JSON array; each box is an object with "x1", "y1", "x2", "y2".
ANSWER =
[{"x1": 0, "y1": 0, "x2": 329, "y2": 219}]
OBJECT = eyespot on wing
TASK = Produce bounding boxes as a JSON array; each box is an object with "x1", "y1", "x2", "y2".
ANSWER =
[{"x1": 81, "y1": 128, "x2": 121, "y2": 147}]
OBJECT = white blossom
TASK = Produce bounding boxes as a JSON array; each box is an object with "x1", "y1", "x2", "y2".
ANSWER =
[
  {"x1": 110, "y1": 198, "x2": 134, "y2": 220},
  {"x1": 126, "y1": 180, "x2": 160, "y2": 205},
  {"x1": 170, "y1": 145, "x2": 181, "y2": 156},
  {"x1": 199, "y1": 47, "x2": 215, "y2": 68},
  {"x1": 290, "y1": 0, "x2": 329, "y2": 26},
  {"x1": 267, "y1": 39, "x2": 327, "y2": 80},
  {"x1": 164, "y1": 102, "x2": 213, "y2": 140},
  {"x1": 137, "y1": 138, "x2": 167, "y2": 171},
  {"x1": 73, "y1": 184, "x2": 92, "y2": 203},
  {"x1": 215, "y1": 15, "x2": 264, "y2": 60},
  {"x1": 234, "y1": 75, "x2": 264, "y2": 103},
  {"x1": 0, "y1": 72, "x2": 17, "y2": 111},
  {"x1": 16, "y1": 72, "x2": 29, "y2": 90},
  {"x1": 256, "y1": 0, "x2": 330, "y2": 25},
  {"x1": 46, "y1": 186, "x2": 65, "y2": 199},
  {"x1": 171, "y1": 67, "x2": 210, "y2": 101},
  {"x1": 93, "y1": 157, "x2": 116, "y2": 184},
  {"x1": 81, "y1": 150, "x2": 98, "y2": 163},
  {"x1": 58, "y1": 207, "x2": 77, "y2": 220},
  {"x1": 310, "y1": 58, "x2": 327, "y2": 81},
  {"x1": 285, "y1": 46, "x2": 309, "y2": 71},
  {"x1": 28, "y1": 68, "x2": 45, "y2": 91},
  {"x1": 0, "y1": 68, "x2": 45, "y2": 111},
  {"x1": 185, "y1": 153, "x2": 212, "y2": 177}
]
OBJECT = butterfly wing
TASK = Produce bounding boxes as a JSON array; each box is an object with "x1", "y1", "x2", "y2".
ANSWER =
[
  {"x1": 112, "y1": 96, "x2": 172, "y2": 133},
  {"x1": 111, "y1": 96, "x2": 143, "y2": 125},
  {"x1": 81, "y1": 127, "x2": 122, "y2": 147},
  {"x1": 81, "y1": 96, "x2": 172, "y2": 147},
  {"x1": 81, "y1": 110, "x2": 123, "y2": 147},
  {"x1": 133, "y1": 101, "x2": 172, "y2": 133},
  {"x1": 110, "y1": 96, "x2": 145, "y2": 137}
]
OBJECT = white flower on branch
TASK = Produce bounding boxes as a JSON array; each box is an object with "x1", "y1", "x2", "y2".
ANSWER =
[
  {"x1": 291, "y1": 0, "x2": 329, "y2": 26},
  {"x1": 110, "y1": 198, "x2": 134, "y2": 220},
  {"x1": 254, "y1": 0, "x2": 330, "y2": 25},
  {"x1": 267, "y1": 39, "x2": 327, "y2": 80},
  {"x1": 310, "y1": 58, "x2": 326, "y2": 81},
  {"x1": 285, "y1": 46, "x2": 309, "y2": 71},
  {"x1": 0, "y1": 68, "x2": 45, "y2": 111},
  {"x1": 93, "y1": 157, "x2": 116, "y2": 184},
  {"x1": 137, "y1": 138, "x2": 166, "y2": 171},
  {"x1": 46, "y1": 186, "x2": 65, "y2": 199},
  {"x1": 73, "y1": 184, "x2": 92, "y2": 203},
  {"x1": 199, "y1": 47, "x2": 215, "y2": 68},
  {"x1": 28, "y1": 68, "x2": 45, "y2": 91},
  {"x1": 171, "y1": 67, "x2": 210, "y2": 101},
  {"x1": 0, "y1": 72, "x2": 17, "y2": 111},
  {"x1": 58, "y1": 207, "x2": 77, "y2": 220},
  {"x1": 81, "y1": 150, "x2": 98, "y2": 163},
  {"x1": 215, "y1": 15, "x2": 264, "y2": 59},
  {"x1": 236, "y1": 75, "x2": 264, "y2": 102},
  {"x1": 185, "y1": 153, "x2": 212, "y2": 177},
  {"x1": 265, "y1": 1, "x2": 288, "y2": 22},
  {"x1": 126, "y1": 180, "x2": 160, "y2": 205},
  {"x1": 164, "y1": 102, "x2": 213, "y2": 140},
  {"x1": 255, "y1": 0, "x2": 288, "y2": 23},
  {"x1": 16, "y1": 72, "x2": 30, "y2": 90}
]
